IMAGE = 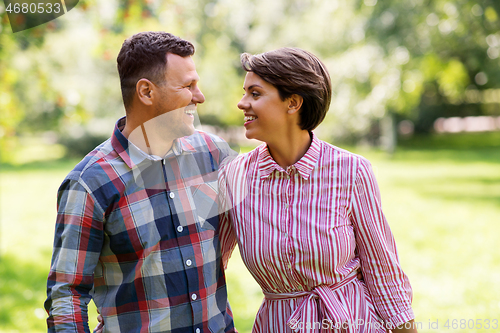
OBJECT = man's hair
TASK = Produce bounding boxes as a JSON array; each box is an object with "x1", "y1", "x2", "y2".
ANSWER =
[
  {"x1": 117, "y1": 31, "x2": 195, "y2": 109},
  {"x1": 240, "y1": 47, "x2": 332, "y2": 132}
]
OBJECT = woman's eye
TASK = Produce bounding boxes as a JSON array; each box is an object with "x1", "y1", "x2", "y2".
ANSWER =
[{"x1": 251, "y1": 92, "x2": 259, "y2": 97}]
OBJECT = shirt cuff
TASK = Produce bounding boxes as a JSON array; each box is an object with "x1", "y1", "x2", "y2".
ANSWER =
[{"x1": 385, "y1": 308, "x2": 415, "y2": 330}]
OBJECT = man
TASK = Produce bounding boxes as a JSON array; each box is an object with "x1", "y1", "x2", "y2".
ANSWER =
[{"x1": 45, "y1": 31, "x2": 237, "y2": 333}]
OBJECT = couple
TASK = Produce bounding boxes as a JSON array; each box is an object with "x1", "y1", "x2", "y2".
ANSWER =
[{"x1": 44, "y1": 31, "x2": 417, "y2": 333}]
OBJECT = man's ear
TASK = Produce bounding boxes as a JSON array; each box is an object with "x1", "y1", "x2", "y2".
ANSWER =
[
  {"x1": 136, "y1": 79, "x2": 154, "y2": 106},
  {"x1": 287, "y1": 94, "x2": 303, "y2": 114}
]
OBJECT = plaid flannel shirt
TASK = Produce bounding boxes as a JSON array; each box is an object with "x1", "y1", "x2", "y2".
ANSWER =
[{"x1": 45, "y1": 117, "x2": 237, "y2": 333}]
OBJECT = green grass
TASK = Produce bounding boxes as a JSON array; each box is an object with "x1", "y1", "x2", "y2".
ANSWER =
[{"x1": 1, "y1": 133, "x2": 500, "y2": 332}]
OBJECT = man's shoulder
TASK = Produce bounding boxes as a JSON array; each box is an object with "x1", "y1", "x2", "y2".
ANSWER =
[
  {"x1": 220, "y1": 144, "x2": 262, "y2": 172},
  {"x1": 63, "y1": 138, "x2": 116, "y2": 183}
]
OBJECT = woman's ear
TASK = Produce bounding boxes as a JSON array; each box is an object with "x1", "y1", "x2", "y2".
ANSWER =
[
  {"x1": 136, "y1": 79, "x2": 154, "y2": 106},
  {"x1": 287, "y1": 94, "x2": 303, "y2": 114}
]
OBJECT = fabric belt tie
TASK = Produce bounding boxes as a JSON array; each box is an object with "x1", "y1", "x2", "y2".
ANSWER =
[{"x1": 263, "y1": 274, "x2": 358, "y2": 333}]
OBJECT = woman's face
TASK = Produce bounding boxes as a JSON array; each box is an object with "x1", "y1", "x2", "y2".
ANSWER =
[{"x1": 237, "y1": 72, "x2": 290, "y2": 142}]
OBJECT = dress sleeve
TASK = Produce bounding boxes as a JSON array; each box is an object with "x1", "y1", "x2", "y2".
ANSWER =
[
  {"x1": 349, "y1": 157, "x2": 414, "y2": 329},
  {"x1": 44, "y1": 179, "x2": 104, "y2": 333}
]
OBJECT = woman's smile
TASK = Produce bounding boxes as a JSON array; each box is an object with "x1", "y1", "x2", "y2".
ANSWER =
[{"x1": 244, "y1": 114, "x2": 258, "y2": 126}]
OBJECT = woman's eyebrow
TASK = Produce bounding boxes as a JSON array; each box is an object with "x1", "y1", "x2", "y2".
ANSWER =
[{"x1": 243, "y1": 84, "x2": 263, "y2": 91}]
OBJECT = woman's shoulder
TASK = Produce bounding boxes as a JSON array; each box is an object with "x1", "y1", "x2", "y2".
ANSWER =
[{"x1": 319, "y1": 140, "x2": 371, "y2": 168}]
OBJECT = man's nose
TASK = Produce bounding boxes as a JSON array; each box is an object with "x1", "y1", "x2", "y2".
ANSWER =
[{"x1": 192, "y1": 86, "x2": 205, "y2": 104}]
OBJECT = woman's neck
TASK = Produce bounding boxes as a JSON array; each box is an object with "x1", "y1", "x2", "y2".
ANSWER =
[{"x1": 266, "y1": 129, "x2": 312, "y2": 169}]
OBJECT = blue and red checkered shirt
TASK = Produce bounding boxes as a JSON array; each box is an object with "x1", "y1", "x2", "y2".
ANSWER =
[{"x1": 45, "y1": 117, "x2": 237, "y2": 333}]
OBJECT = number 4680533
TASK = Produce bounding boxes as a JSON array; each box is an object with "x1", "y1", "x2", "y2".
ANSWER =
[{"x1": 5, "y1": 2, "x2": 62, "y2": 14}]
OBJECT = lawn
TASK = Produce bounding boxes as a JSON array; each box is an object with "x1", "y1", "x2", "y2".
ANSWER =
[{"x1": 1, "y1": 132, "x2": 499, "y2": 333}]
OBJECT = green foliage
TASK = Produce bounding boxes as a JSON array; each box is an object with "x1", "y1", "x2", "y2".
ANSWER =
[
  {"x1": 2, "y1": 0, "x2": 500, "y2": 159},
  {"x1": 58, "y1": 132, "x2": 109, "y2": 158},
  {"x1": 363, "y1": 0, "x2": 500, "y2": 131},
  {"x1": 399, "y1": 131, "x2": 500, "y2": 150}
]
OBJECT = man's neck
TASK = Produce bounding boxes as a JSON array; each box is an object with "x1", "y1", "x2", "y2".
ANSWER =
[{"x1": 122, "y1": 119, "x2": 175, "y2": 158}]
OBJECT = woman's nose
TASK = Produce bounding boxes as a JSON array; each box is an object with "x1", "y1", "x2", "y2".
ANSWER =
[{"x1": 237, "y1": 96, "x2": 247, "y2": 110}]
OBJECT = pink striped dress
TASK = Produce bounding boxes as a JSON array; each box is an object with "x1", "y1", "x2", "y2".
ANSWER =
[{"x1": 219, "y1": 134, "x2": 414, "y2": 333}]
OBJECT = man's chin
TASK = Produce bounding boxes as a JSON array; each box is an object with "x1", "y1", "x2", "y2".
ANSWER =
[{"x1": 181, "y1": 125, "x2": 196, "y2": 137}]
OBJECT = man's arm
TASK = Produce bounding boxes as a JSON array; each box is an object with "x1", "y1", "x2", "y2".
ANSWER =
[{"x1": 44, "y1": 179, "x2": 104, "y2": 333}]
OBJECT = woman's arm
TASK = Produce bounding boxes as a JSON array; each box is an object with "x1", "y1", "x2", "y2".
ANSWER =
[{"x1": 349, "y1": 157, "x2": 416, "y2": 328}]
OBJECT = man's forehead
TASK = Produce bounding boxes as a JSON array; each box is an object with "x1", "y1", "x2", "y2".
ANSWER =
[
  {"x1": 165, "y1": 53, "x2": 198, "y2": 80},
  {"x1": 166, "y1": 53, "x2": 194, "y2": 66}
]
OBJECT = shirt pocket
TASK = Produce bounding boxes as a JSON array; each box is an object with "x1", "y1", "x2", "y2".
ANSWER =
[{"x1": 189, "y1": 180, "x2": 219, "y2": 231}]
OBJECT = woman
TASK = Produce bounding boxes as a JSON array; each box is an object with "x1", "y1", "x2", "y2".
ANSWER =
[{"x1": 219, "y1": 47, "x2": 417, "y2": 332}]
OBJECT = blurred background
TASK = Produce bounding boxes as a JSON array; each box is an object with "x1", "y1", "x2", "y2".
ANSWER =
[{"x1": 1, "y1": 0, "x2": 500, "y2": 332}]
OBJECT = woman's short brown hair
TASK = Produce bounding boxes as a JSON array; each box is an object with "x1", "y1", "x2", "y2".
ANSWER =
[{"x1": 240, "y1": 47, "x2": 332, "y2": 132}]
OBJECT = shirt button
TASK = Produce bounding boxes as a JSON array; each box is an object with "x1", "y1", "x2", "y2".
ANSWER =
[
  {"x1": 177, "y1": 225, "x2": 184, "y2": 233},
  {"x1": 191, "y1": 293, "x2": 197, "y2": 301},
  {"x1": 196, "y1": 329, "x2": 201, "y2": 333},
  {"x1": 169, "y1": 192, "x2": 175, "y2": 199},
  {"x1": 186, "y1": 259, "x2": 192, "y2": 266}
]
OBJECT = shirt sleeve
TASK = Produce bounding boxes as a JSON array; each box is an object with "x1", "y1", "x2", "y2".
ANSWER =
[
  {"x1": 349, "y1": 157, "x2": 415, "y2": 329},
  {"x1": 44, "y1": 178, "x2": 104, "y2": 333},
  {"x1": 218, "y1": 162, "x2": 237, "y2": 270}
]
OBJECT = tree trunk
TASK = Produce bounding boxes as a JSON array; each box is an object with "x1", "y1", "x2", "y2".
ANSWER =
[{"x1": 380, "y1": 112, "x2": 397, "y2": 155}]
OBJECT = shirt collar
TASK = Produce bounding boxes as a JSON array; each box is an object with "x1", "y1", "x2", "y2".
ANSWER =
[
  {"x1": 258, "y1": 132, "x2": 322, "y2": 180},
  {"x1": 111, "y1": 116, "x2": 197, "y2": 169}
]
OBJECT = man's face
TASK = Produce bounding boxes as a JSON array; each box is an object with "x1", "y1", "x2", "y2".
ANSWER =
[{"x1": 153, "y1": 53, "x2": 205, "y2": 138}]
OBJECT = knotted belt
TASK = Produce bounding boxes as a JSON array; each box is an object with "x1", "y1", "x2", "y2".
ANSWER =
[{"x1": 263, "y1": 273, "x2": 358, "y2": 333}]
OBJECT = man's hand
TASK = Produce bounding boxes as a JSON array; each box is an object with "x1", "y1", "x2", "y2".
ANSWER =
[
  {"x1": 93, "y1": 310, "x2": 104, "y2": 333},
  {"x1": 389, "y1": 319, "x2": 418, "y2": 333},
  {"x1": 357, "y1": 268, "x2": 363, "y2": 280}
]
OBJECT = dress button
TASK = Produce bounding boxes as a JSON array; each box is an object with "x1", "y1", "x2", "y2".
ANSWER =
[
  {"x1": 177, "y1": 225, "x2": 183, "y2": 233},
  {"x1": 191, "y1": 293, "x2": 197, "y2": 301},
  {"x1": 169, "y1": 192, "x2": 175, "y2": 199},
  {"x1": 196, "y1": 329, "x2": 201, "y2": 333},
  {"x1": 186, "y1": 259, "x2": 192, "y2": 266}
]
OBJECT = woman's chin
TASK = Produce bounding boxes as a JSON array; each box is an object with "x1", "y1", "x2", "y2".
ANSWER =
[
  {"x1": 245, "y1": 131, "x2": 266, "y2": 143},
  {"x1": 244, "y1": 131, "x2": 258, "y2": 141},
  {"x1": 244, "y1": 130, "x2": 253, "y2": 140}
]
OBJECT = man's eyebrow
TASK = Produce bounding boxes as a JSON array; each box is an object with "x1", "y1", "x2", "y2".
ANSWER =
[
  {"x1": 184, "y1": 77, "x2": 199, "y2": 85},
  {"x1": 184, "y1": 75, "x2": 200, "y2": 84}
]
